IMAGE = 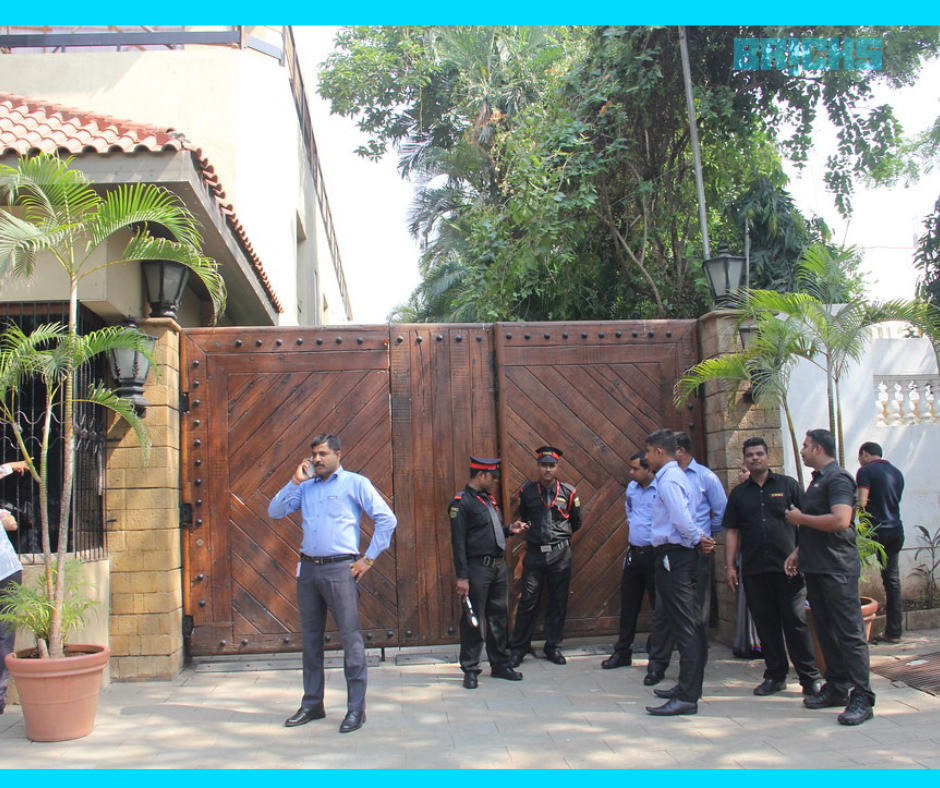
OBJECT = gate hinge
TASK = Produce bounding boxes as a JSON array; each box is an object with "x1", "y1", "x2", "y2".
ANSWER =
[
  {"x1": 179, "y1": 391, "x2": 190, "y2": 413},
  {"x1": 180, "y1": 502, "x2": 194, "y2": 531}
]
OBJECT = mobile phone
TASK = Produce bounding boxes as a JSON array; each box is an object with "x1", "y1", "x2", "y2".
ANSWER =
[{"x1": 302, "y1": 458, "x2": 315, "y2": 479}]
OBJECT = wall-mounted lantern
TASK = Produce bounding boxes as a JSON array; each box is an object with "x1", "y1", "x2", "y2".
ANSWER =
[
  {"x1": 107, "y1": 316, "x2": 157, "y2": 416},
  {"x1": 142, "y1": 259, "x2": 190, "y2": 319}
]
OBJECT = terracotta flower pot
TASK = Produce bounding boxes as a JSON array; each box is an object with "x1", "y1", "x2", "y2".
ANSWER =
[
  {"x1": 4, "y1": 644, "x2": 110, "y2": 742},
  {"x1": 806, "y1": 596, "x2": 879, "y2": 675}
]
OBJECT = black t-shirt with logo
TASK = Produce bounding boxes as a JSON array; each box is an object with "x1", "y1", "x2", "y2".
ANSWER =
[
  {"x1": 722, "y1": 471, "x2": 802, "y2": 576},
  {"x1": 799, "y1": 461, "x2": 859, "y2": 576}
]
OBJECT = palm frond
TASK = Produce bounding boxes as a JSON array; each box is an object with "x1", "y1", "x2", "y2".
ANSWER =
[
  {"x1": 89, "y1": 183, "x2": 203, "y2": 249},
  {"x1": 78, "y1": 383, "x2": 151, "y2": 464},
  {"x1": 0, "y1": 154, "x2": 100, "y2": 230},
  {"x1": 675, "y1": 355, "x2": 750, "y2": 408}
]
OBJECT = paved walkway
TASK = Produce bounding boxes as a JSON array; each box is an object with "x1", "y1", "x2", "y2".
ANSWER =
[{"x1": 2, "y1": 631, "x2": 940, "y2": 769}]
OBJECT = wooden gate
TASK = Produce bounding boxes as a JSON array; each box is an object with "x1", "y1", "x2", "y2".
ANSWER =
[{"x1": 182, "y1": 320, "x2": 700, "y2": 655}]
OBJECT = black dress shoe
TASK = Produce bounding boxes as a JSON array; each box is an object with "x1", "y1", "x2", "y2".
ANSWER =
[
  {"x1": 653, "y1": 685, "x2": 679, "y2": 699},
  {"x1": 643, "y1": 671, "x2": 664, "y2": 686},
  {"x1": 507, "y1": 653, "x2": 523, "y2": 668},
  {"x1": 284, "y1": 704, "x2": 326, "y2": 727},
  {"x1": 601, "y1": 652, "x2": 632, "y2": 669},
  {"x1": 544, "y1": 649, "x2": 567, "y2": 665},
  {"x1": 753, "y1": 678, "x2": 787, "y2": 696},
  {"x1": 491, "y1": 665, "x2": 523, "y2": 681},
  {"x1": 646, "y1": 698, "x2": 698, "y2": 716},
  {"x1": 339, "y1": 710, "x2": 366, "y2": 733},
  {"x1": 802, "y1": 679, "x2": 824, "y2": 697},
  {"x1": 803, "y1": 683, "x2": 849, "y2": 709},
  {"x1": 463, "y1": 672, "x2": 479, "y2": 689}
]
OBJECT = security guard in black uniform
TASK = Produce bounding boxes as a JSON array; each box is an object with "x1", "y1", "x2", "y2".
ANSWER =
[
  {"x1": 507, "y1": 446, "x2": 583, "y2": 667},
  {"x1": 449, "y1": 457, "x2": 528, "y2": 689}
]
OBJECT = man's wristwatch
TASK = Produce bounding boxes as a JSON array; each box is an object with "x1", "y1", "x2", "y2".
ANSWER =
[{"x1": 363, "y1": 556, "x2": 374, "y2": 566}]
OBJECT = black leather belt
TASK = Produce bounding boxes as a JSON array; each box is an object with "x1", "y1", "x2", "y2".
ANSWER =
[
  {"x1": 469, "y1": 555, "x2": 503, "y2": 566},
  {"x1": 533, "y1": 540, "x2": 569, "y2": 554},
  {"x1": 300, "y1": 553, "x2": 358, "y2": 565},
  {"x1": 629, "y1": 545, "x2": 654, "y2": 554},
  {"x1": 653, "y1": 544, "x2": 693, "y2": 556}
]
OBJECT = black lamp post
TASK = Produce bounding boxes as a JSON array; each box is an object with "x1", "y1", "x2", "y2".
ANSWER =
[
  {"x1": 142, "y1": 259, "x2": 190, "y2": 319},
  {"x1": 702, "y1": 244, "x2": 747, "y2": 305},
  {"x1": 108, "y1": 316, "x2": 157, "y2": 416}
]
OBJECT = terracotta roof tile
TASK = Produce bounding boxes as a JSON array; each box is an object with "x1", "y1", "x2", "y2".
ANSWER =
[{"x1": 0, "y1": 92, "x2": 283, "y2": 314}]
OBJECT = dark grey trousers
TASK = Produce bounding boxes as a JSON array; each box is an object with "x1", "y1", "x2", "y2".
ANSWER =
[
  {"x1": 298, "y1": 560, "x2": 367, "y2": 712},
  {"x1": 648, "y1": 550, "x2": 711, "y2": 673},
  {"x1": 652, "y1": 546, "x2": 708, "y2": 702}
]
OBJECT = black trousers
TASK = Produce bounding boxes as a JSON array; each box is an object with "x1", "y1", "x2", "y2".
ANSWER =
[
  {"x1": 804, "y1": 571, "x2": 874, "y2": 702},
  {"x1": 648, "y1": 551, "x2": 711, "y2": 673},
  {"x1": 742, "y1": 571, "x2": 820, "y2": 686},
  {"x1": 461, "y1": 558, "x2": 511, "y2": 674},
  {"x1": 653, "y1": 546, "x2": 708, "y2": 702},
  {"x1": 611, "y1": 547, "x2": 656, "y2": 657},
  {"x1": 875, "y1": 527, "x2": 904, "y2": 639},
  {"x1": 510, "y1": 543, "x2": 572, "y2": 655}
]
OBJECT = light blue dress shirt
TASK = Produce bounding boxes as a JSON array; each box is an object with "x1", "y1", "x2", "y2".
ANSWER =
[
  {"x1": 268, "y1": 466, "x2": 398, "y2": 561},
  {"x1": 650, "y1": 460, "x2": 702, "y2": 548},
  {"x1": 624, "y1": 479, "x2": 658, "y2": 547},
  {"x1": 0, "y1": 465, "x2": 22, "y2": 581},
  {"x1": 683, "y1": 458, "x2": 728, "y2": 535}
]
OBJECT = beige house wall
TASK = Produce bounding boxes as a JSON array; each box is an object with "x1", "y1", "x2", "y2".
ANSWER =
[{"x1": 0, "y1": 44, "x2": 325, "y2": 326}]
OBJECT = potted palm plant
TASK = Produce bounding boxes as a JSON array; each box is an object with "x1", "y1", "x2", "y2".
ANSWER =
[{"x1": 0, "y1": 153, "x2": 225, "y2": 741}]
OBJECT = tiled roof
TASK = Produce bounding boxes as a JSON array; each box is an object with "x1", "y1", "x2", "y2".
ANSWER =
[{"x1": 0, "y1": 93, "x2": 283, "y2": 314}]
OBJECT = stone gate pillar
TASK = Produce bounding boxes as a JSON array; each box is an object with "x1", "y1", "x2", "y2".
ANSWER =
[
  {"x1": 105, "y1": 317, "x2": 184, "y2": 679},
  {"x1": 698, "y1": 311, "x2": 785, "y2": 646}
]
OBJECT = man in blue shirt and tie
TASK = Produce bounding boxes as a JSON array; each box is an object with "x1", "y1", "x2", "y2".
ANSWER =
[
  {"x1": 268, "y1": 433, "x2": 397, "y2": 734},
  {"x1": 644, "y1": 429, "x2": 714, "y2": 716}
]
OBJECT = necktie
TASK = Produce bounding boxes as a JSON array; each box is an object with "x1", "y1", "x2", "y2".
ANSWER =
[{"x1": 485, "y1": 498, "x2": 506, "y2": 550}]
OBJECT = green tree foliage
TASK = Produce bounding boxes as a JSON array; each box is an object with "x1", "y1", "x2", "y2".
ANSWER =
[
  {"x1": 320, "y1": 25, "x2": 940, "y2": 323},
  {"x1": 915, "y1": 195, "x2": 940, "y2": 309}
]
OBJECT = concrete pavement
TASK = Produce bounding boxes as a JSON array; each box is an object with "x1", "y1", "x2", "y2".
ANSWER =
[{"x1": 2, "y1": 630, "x2": 939, "y2": 769}]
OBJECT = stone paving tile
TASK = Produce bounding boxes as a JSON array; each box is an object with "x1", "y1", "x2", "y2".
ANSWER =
[{"x1": 4, "y1": 631, "x2": 940, "y2": 769}]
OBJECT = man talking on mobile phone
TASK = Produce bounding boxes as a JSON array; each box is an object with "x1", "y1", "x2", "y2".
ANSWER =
[{"x1": 268, "y1": 433, "x2": 397, "y2": 733}]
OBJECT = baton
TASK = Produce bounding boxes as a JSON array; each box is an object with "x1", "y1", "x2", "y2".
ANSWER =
[{"x1": 463, "y1": 596, "x2": 480, "y2": 630}]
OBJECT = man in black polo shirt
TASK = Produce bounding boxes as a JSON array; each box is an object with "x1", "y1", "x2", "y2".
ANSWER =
[
  {"x1": 784, "y1": 429, "x2": 874, "y2": 726},
  {"x1": 724, "y1": 437, "x2": 822, "y2": 698},
  {"x1": 857, "y1": 442, "x2": 905, "y2": 644}
]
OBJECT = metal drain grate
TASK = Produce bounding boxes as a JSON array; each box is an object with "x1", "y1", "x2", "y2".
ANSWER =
[{"x1": 872, "y1": 650, "x2": 940, "y2": 695}]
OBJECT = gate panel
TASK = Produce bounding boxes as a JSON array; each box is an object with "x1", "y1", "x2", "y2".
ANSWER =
[
  {"x1": 182, "y1": 320, "x2": 702, "y2": 653},
  {"x1": 495, "y1": 321, "x2": 701, "y2": 638},
  {"x1": 390, "y1": 325, "x2": 499, "y2": 645},
  {"x1": 182, "y1": 327, "x2": 398, "y2": 656}
]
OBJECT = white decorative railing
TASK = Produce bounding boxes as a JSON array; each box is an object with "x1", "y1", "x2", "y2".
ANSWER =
[{"x1": 875, "y1": 376, "x2": 940, "y2": 426}]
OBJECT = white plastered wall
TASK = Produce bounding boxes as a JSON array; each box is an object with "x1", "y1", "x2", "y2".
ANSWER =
[{"x1": 781, "y1": 324, "x2": 940, "y2": 598}]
